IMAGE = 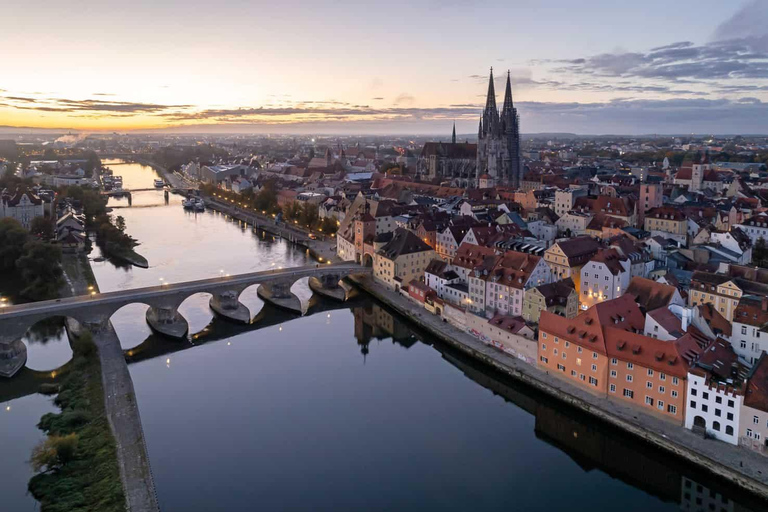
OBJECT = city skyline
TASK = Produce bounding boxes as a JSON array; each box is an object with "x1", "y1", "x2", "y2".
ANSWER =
[{"x1": 3, "y1": 0, "x2": 768, "y2": 134}]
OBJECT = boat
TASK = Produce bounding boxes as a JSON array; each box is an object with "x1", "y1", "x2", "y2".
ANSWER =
[
  {"x1": 154, "y1": 178, "x2": 165, "y2": 188},
  {"x1": 193, "y1": 198, "x2": 205, "y2": 212},
  {"x1": 182, "y1": 199, "x2": 194, "y2": 210}
]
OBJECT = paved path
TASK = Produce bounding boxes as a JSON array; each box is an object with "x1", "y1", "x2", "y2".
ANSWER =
[
  {"x1": 94, "y1": 321, "x2": 160, "y2": 512},
  {"x1": 353, "y1": 276, "x2": 768, "y2": 499}
]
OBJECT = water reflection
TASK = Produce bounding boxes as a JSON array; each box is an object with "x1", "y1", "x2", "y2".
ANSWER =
[{"x1": 23, "y1": 317, "x2": 73, "y2": 372}]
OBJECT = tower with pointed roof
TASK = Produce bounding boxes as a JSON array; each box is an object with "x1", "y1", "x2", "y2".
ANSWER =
[{"x1": 477, "y1": 69, "x2": 522, "y2": 188}]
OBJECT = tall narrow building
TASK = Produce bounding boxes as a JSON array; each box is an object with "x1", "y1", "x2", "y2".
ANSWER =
[{"x1": 477, "y1": 69, "x2": 522, "y2": 188}]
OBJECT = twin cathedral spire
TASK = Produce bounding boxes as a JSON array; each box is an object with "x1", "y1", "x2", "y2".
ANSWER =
[{"x1": 477, "y1": 68, "x2": 522, "y2": 188}]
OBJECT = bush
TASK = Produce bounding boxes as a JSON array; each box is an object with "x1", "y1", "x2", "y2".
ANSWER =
[
  {"x1": 30, "y1": 434, "x2": 79, "y2": 472},
  {"x1": 71, "y1": 331, "x2": 97, "y2": 360}
]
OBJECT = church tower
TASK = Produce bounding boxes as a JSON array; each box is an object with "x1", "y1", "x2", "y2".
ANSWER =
[{"x1": 476, "y1": 68, "x2": 522, "y2": 188}]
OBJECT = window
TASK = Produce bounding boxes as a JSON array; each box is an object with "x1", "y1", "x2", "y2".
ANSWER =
[
  {"x1": 562, "y1": 352, "x2": 566, "y2": 359},
  {"x1": 690, "y1": 400, "x2": 696, "y2": 409},
  {"x1": 571, "y1": 370, "x2": 577, "y2": 377},
  {"x1": 702, "y1": 404, "x2": 708, "y2": 412},
  {"x1": 647, "y1": 369, "x2": 654, "y2": 377},
  {"x1": 540, "y1": 356, "x2": 548, "y2": 363},
  {"x1": 659, "y1": 373, "x2": 666, "y2": 381},
  {"x1": 623, "y1": 389, "x2": 634, "y2": 399},
  {"x1": 728, "y1": 400, "x2": 734, "y2": 408},
  {"x1": 713, "y1": 421, "x2": 721, "y2": 432},
  {"x1": 715, "y1": 409, "x2": 721, "y2": 417},
  {"x1": 702, "y1": 392, "x2": 709, "y2": 400},
  {"x1": 726, "y1": 426, "x2": 734, "y2": 435},
  {"x1": 554, "y1": 349, "x2": 558, "y2": 355},
  {"x1": 646, "y1": 381, "x2": 653, "y2": 389},
  {"x1": 716, "y1": 396, "x2": 722, "y2": 404},
  {"x1": 611, "y1": 358, "x2": 618, "y2": 365},
  {"x1": 611, "y1": 370, "x2": 617, "y2": 378},
  {"x1": 610, "y1": 384, "x2": 616, "y2": 393},
  {"x1": 691, "y1": 388, "x2": 697, "y2": 396},
  {"x1": 542, "y1": 332, "x2": 547, "y2": 339},
  {"x1": 577, "y1": 346, "x2": 582, "y2": 353},
  {"x1": 565, "y1": 341, "x2": 570, "y2": 348},
  {"x1": 645, "y1": 396, "x2": 654, "y2": 406},
  {"x1": 576, "y1": 357, "x2": 582, "y2": 366},
  {"x1": 668, "y1": 404, "x2": 677, "y2": 415},
  {"x1": 672, "y1": 390, "x2": 678, "y2": 398},
  {"x1": 542, "y1": 344, "x2": 547, "y2": 351},
  {"x1": 589, "y1": 376, "x2": 598, "y2": 386},
  {"x1": 591, "y1": 364, "x2": 597, "y2": 372},
  {"x1": 755, "y1": 416, "x2": 761, "y2": 425},
  {"x1": 743, "y1": 326, "x2": 748, "y2": 335},
  {"x1": 557, "y1": 364, "x2": 565, "y2": 371},
  {"x1": 672, "y1": 377, "x2": 679, "y2": 385},
  {"x1": 657, "y1": 401, "x2": 664, "y2": 410},
  {"x1": 727, "y1": 412, "x2": 733, "y2": 421},
  {"x1": 592, "y1": 352, "x2": 598, "y2": 360},
  {"x1": 626, "y1": 375, "x2": 633, "y2": 382},
  {"x1": 627, "y1": 362, "x2": 634, "y2": 369}
]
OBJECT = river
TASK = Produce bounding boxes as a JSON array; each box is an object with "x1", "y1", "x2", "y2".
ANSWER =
[{"x1": 1, "y1": 160, "x2": 766, "y2": 511}]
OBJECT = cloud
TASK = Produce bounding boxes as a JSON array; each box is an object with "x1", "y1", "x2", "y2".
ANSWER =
[
  {"x1": 712, "y1": 0, "x2": 768, "y2": 43},
  {"x1": 0, "y1": 94, "x2": 189, "y2": 115},
  {"x1": 394, "y1": 93, "x2": 415, "y2": 105}
]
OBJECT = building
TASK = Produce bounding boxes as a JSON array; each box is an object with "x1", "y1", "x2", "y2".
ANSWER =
[
  {"x1": 373, "y1": 228, "x2": 436, "y2": 291},
  {"x1": 684, "y1": 339, "x2": 747, "y2": 445},
  {"x1": 424, "y1": 259, "x2": 461, "y2": 302},
  {"x1": 735, "y1": 212, "x2": 768, "y2": 246},
  {"x1": 740, "y1": 355, "x2": 768, "y2": 455},
  {"x1": 465, "y1": 313, "x2": 537, "y2": 364},
  {"x1": 419, "y1": 134, "x2": 477, "y2": 186},
  {"x1": 554, "y1": 188, "x2": 588, "y2": 218},
  {"x1": 0, "y1": 189, "x2": 45, "y2": 230},
  {"x1": 436, "y1": 225, "x2": 473, "y2": 261},
  {"x1": 544, "y1": 236, "x2": 600, "y2": 291},
  {"x1": 579, "y1": 249, "x2": 631, "y2": 310},
  {"x1": 200, "y1": 164, "x2": 249, "y2": 185},
  {"x1": 555, "y1": 211, "x2": 593, "y2": 236},
  {"x1": 538, "y1": 294, "x2": 693, "y2": 424},
  {"x1": 637, "y1": 182, "x2": 663, "y2": 227},
  {"x1": 688, "y1": 271, "x2": 743, "y2": 322},
  {"x1": 625, "y1": 276, "x2": 685, "y2": 313},
  {"x1": 473, "y1": 250, "x2": 551, "y2": 318},
  {"x1": 644, "y1": 206, "x2": 688, "y2": 246},
  {"x1": 476, "y1": 69, "x2": 522, "y2": 188},
  {"x1": 522, "y1": 278, "x2": 578, "y2": 324},
  {"x1": 731, "y1": 297, "x2": 768, "y2": 365}
]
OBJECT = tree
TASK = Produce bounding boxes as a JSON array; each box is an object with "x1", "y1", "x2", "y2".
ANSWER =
[
  {"x1": 0, "y1": 217, "x2": 29, "y2": 270},
  {"x1": 299, "y1": 202, "x2": 319, "y2": 228},
  {"x1": 31, "y1": 434, "x2": 79, "y2": 472},
  {"x1": 17, "y1": 240, "x2": 64, "y2": 300},
  {"x1": 754, "y1": 237, "x2": 768, "y2": 268},
  {"x1": 30, "y1": 216, "x2": 54, "y2": 240},
  {"x1": 42, "y1": 148, "x2": 58, "y2": 161}
]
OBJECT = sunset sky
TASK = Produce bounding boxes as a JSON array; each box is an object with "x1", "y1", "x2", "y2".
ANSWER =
[{"x1": 2, "y1": 0, "x2": 768, "y2": 134}]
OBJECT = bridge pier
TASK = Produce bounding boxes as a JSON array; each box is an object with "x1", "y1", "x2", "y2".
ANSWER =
[
  {"x1": 0, "y1": 339, "x2": 27, "y2": 378},
  {"x1": 146, "y1": 306, "x2": 188, "y2": 340},
  {"x1": 308, "y1": 275, "x2": 347, "y2": 302},
  {"x1": 209, "y1": 290, "x2": 250, "y2": 323},
  {"x1": 257, "y1": 282, "x2": 302, "y2": 314}
]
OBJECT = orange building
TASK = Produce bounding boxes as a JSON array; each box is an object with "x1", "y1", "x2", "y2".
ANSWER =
[{"x1": 538, "y1": 294, "x2": 705, "y2": 424}]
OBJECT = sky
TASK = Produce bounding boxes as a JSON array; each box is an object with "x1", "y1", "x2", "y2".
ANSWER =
[{"x1": 2, "y1": 0, "x2": 768, "y2": 135}]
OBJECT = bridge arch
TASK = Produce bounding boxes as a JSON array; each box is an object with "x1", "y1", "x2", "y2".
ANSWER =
[
  {"x1": 178, "y1": 292, "x2": 215, "y2": 335},
  {"x1": 109, "y1": 302, "x2": 154, "y2": 349},
  {"x1": 362, "y1": 253, "x2": 374, "y2": 268}
]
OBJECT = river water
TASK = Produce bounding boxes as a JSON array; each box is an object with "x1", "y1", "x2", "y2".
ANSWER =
[{"x1": 1, "y1": 160, "x2": 766, "y2": 511}]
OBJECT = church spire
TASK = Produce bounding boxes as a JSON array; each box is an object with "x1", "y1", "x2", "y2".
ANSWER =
[
  {"x1": 452, "y1": 122, "x2": 456, "y2": 144},
  {"x1": 502, "y1": 70, "x2": 514, "y2": 111},
  {"x1": 484, "y1": 67, "x2": 497, "y2": 114}
]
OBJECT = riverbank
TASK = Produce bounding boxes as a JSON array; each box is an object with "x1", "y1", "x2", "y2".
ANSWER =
[
  {"x1": 28, "y1": 333, "x2": 125, "y2": 512},
  {"x1": 348, "y1": 275, "x2": 768, "y2": 502},
  {"x1": 104, "y1": 243, "x2": 149, "y2": 269},
  {"x1": 60, "y1": 252, "x2": 97, "y2": 298}
]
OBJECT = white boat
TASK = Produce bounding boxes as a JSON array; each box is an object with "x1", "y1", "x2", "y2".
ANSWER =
[
  {"x1": 193, "y1": 199, "x2": 205, "y2": 212},
  {"x1": 154, "y1": 179, "x2": 165, "y2": 188},
  {"x1": 182, "y1": 199, "x2": 194, "y2": 210}
]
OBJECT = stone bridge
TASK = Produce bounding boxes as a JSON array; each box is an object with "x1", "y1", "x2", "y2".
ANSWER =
[{"x1": 0, "y1": 263, "x2": 370, "y2": 376}]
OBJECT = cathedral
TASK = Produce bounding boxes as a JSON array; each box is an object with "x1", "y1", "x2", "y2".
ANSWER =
[{"x1": 477, "y1": 68, "x2": 522, "y2": 188}]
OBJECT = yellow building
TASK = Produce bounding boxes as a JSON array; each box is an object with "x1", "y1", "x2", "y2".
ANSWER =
[
  {"x1": 543, "y1": 236, "x2": 600, "y2": 293},
  {"x1": 644, "y1": 206, "x2": 687, "y2": 245},
  {"x1": 689, "y1": 271, "x2": 742, "y2": 322},
  {"x1": 373, "y1": 228, "x2": 436, "y2": 292}
]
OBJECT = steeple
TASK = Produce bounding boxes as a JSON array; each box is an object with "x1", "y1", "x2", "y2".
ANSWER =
[
  {"x1": 478, "y1": 116, "x2": 483, "y2": 138},
  {"x1": 502, "y1": 70, "x2": 514, "y2": 112},
  {"x1": 452, "y1": 122, "x2": 456, "y2": 144},
  {"x1": 484, "y1": 67, "x2": 497, "y2": 115}
]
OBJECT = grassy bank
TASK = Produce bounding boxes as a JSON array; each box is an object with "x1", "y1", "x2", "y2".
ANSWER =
[{"x1": 28, "y1": 332, "x2": 125, "y2": 512}]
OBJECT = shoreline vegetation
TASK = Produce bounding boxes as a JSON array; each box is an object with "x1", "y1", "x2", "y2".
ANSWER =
[
  {"x1": 27, "y1": 331, "x2": 125, "y2": 512},
  {"x1": 60, "y1": 185, "x2": 148, "y2": 269}
]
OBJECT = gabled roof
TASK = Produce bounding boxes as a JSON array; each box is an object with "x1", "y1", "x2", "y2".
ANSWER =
[
  {"x1": 377, "y1": 228, "x2": 433, "y2": 259},
  {"x1": 550, "y1": 236, "x2": 600, "y2": 266},
  {"x1": 534, "y1": 278, "x2": 576, "y2": 307},
  {"x1": 625, "y1": 276, "x2": 679, "y2": 312},
  {"x1": 452, "y1": 242, "x2": 498, "y2": 270},
  {"x1": 587, "y1": 248, "x2": 628, "y2": 276}
]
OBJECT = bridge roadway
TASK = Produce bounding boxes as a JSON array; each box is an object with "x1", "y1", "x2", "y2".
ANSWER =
[{"x1": 0, "y1": 263, "x2": 371, "y2": 342}]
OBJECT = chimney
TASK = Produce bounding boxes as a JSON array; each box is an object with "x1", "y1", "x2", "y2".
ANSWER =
[{"x1": 762, "y1": 297, "x2": 768, "y2": 313}]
